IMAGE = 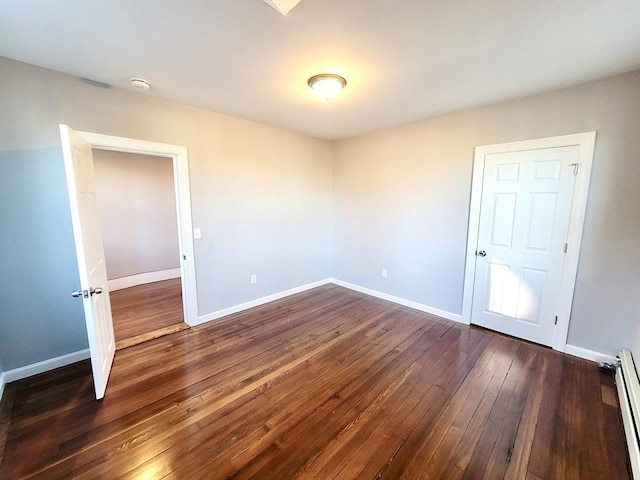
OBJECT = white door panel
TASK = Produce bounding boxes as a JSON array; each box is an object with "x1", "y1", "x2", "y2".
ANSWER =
[
  {"x1": 472, "y1": 146, "x2": 579, "y2": 346},
  {"x1": 60, "y1": 124, "x2": 115, "y2": 399}
]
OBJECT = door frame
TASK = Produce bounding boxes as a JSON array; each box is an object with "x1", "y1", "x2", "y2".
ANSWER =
[
  {"x1": 461, "y1": 132, "x2": 596, "y2": 352},
  {"x1": 77, "y1": 130, "x2": 198, "y2": 326}
]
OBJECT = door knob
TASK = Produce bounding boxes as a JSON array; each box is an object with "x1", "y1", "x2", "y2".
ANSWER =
[
  {"x1": 476, "y1": 250, "x2": 487, "y2": 257},
  {"x1": 71, "y1": 287, "x2": 102, "y2": 298}
]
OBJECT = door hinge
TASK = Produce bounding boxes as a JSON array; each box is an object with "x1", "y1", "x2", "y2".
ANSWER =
[
  {"x1": 554, "y1": 316, "x2": 558, "y2": 325},
  {"x1": 564, "y1": 243, "x2": 568, "y2": 253},
  {"x1": 570, "y1": 163, "x2": 579, "y2": 175},
  {"x1": 183, "y1": 255, "x2": 187, "y2": 260}
]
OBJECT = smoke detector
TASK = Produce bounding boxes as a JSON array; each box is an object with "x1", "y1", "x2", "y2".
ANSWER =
[{"x1": 130, "y1": 78, "x2": 150, "y2": 91}]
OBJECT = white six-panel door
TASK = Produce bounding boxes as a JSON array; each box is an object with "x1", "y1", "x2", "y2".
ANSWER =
[
  {"x1": 60, "y1": 124, "x2": 115, "y2": 399},
  {"x1": 471, "y1": 146, "x2": 579, "y2": 346}
]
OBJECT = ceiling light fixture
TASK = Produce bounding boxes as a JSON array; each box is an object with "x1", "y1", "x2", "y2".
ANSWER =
[
  {"x1": 307, "y1": 74, "x2": 346, "y2": 100},
  {"x1": 130, "y1": 78, "x2": 150, "y2": 91}
]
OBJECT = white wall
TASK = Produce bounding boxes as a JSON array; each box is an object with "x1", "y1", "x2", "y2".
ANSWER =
[
  {"x1": 93, "y1": 150, "x2": 179, "y2": 280},
  {"x1": 0, "y1": 57, "x2": 333, "y2": 370},
  {"x1": 333, "y1": 70, "x2": 640, "y2": 358}
]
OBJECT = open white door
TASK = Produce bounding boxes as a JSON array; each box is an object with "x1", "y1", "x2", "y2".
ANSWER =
[{"x1": 60, "y1": 124, "x2": 115, "y2": 399}]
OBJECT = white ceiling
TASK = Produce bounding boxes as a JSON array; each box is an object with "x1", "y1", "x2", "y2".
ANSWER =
[{"x1": 1, "y1": 0, "x2": 639, "y2": 140}]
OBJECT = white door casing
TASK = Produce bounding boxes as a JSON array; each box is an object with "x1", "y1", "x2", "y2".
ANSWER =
[
  {"x1": 61, "y1": 126, "x2": 197, "y2": 399},
  {"x1": 60, "y1": 124, "x2": 115, "y2": 399},
  {"x1": 76, "y1": 131, "x2": 198, "y2": 327},
  {"x1": 462, "y1": 132, "x2": 596, "y2": 351}
]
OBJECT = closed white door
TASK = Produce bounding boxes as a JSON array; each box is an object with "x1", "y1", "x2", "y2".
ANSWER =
[
  {"x1": 471, "y1": 146, "x2": 579, "y2": 346},
  {"x1": 60, "y1": 124, "x2": 115, "y2": 399}
]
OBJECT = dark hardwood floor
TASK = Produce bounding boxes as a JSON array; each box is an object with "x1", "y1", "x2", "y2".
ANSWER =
[
  {"x1": 110, "y1": 278, "x2": 187, "y2": 349},
  {"x1": 0, "y1": 285, "x2": 630, "y2": 479}
]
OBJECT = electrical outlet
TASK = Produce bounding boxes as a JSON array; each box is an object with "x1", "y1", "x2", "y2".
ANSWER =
[
  {"x1": 251, "y1": 274, "x2": 257, "y2": 284},
  {"x1": 381, "y1": 268, "x2": 388, "y2": 278}
]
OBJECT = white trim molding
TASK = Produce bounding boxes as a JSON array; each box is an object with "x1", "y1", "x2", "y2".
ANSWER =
[
  {"x1": 108, "y1": 268, "x2": 181, "y2": 291},
  {"x1": 462, "y1": 132, "x2": 596, "y2": 353},
  {"x1": 195, "y1": 277, "x2": 465, "y2": 327},
  {"x1": 2, "y1": 349, "x2": 90, "y2": 387},
  {"x1": 77, "y1": 131, "x2": 198, "y2": 327},
  {"x1": 0, "y1": 280, "x2": 616, "y2": 402},
  {"x1": 331, "y1": 279, "x2": 464, "y2": 324},
  {"x1": 194, "y1": 279, "x2": 332, "y2": 326},
  {"x1": 564, "y1": 344, "x2": 617, "y2": 364}
]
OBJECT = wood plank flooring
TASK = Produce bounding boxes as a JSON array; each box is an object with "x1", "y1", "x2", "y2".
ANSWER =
[
  {"x1": 110, "y1": 278, "x2": 186, "y2": 349},
  {"x1": 0, "y1": 285, "x2": 631, "y2": 479}
]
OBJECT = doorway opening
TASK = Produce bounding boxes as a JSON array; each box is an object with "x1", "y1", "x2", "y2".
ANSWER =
[
  {"x1": 61, "y1": 126, "x2": 197, "y2": 398},
  {"x1": 92, "y1": 149, "x2": 188, "y2": 349},
  {"x1": 78, "y1": 131, "x2": 198, "y2": 333}
]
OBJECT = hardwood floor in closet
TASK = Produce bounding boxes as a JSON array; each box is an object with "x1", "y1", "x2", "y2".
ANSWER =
[
  {"x1": 0, "y1": 285, "x2": 631, "y2": 479},
  {"x1": 110, "y1": 278, "x2": 186, "y2": 349}
]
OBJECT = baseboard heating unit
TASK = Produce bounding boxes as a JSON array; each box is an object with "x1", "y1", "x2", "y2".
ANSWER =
[{"x1": 617, "y1": 349, "x2": 640, "y2": 479}]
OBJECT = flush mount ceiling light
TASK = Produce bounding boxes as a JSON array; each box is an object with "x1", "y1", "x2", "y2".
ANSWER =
[
  {"x1": 130, "y1": 78, "x2": 150, "y2": 91},
  {"x1": 307, "y1": 74, "x2": 347, "y2": 100}
]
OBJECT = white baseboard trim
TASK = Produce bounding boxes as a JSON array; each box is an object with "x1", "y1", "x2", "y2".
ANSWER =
[
  {"x1": 564, "y1": 344, "x2": 617, "y2": 364},
  {"x1": 2, "y1": 349, "x2": 91, "y2": 389},
  {"x1": 109, "y1": 268, "x2": 181, "y2": 291},
  {"x1": 194, "y1": 278, "x2": 333, "y2": 326},
  {"x1": 329, "y1": 278, "x2": 466, "y2": 324},
  {"x1": 2, "y1": 283, "x2": 612, "y2": 404},
  {"x1": 0, "y1": 372, "x2": 5, "y2": 402}
]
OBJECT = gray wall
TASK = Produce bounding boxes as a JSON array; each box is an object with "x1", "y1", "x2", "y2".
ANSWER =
[
  {"x1": 333, "y1": 70, "x2": 640, "y2": 357},
  {"x1": 0, "y1": 57, "x2": 333, "y2": 371},
  {"x1": 0, "y1": 148, "x2": 88, "y2": 368},
  {"x1": 93, "y1": 150, "x2": 179, "y2": 280},
  {"x1": 0, "y1": 55, "x2": 637, "y2": 373}
]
